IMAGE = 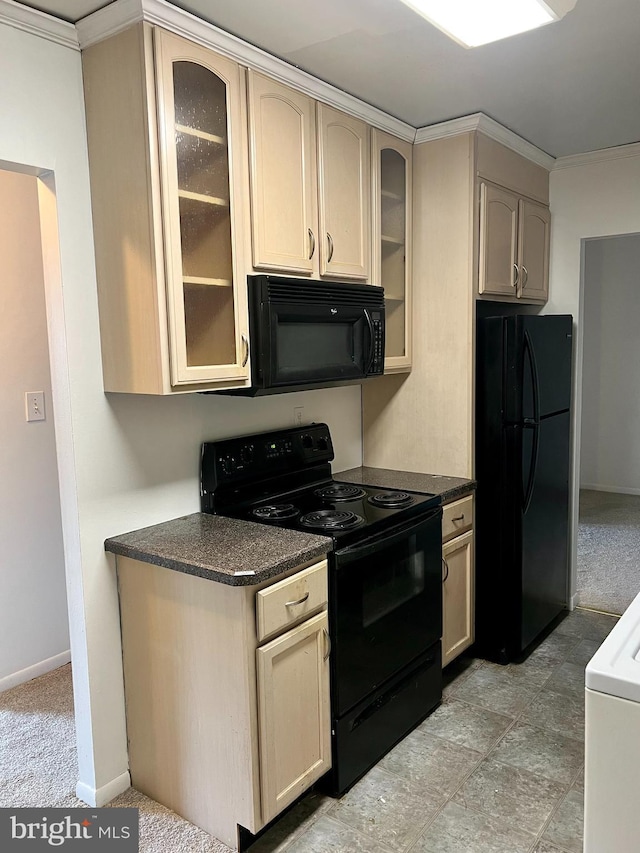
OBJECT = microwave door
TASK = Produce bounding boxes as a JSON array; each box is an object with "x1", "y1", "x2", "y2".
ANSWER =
[{"x1": 268, "y1": 303, "x2": 368, "y2": 387}]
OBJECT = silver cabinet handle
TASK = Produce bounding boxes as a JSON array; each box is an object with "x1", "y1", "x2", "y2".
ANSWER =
[
  {"x1": 442, "y1": 557, "x2": 449, "y2": 583},
  {"x1": 308, "y1": 228, "x2": 316, "y2": 260},
  {"x1": 241, "y1": 334, "x2": 249, "y2": 367},
  {"x1": 513, "y1": 263, "x2": 519, "y2": 288},
  {"x1": 285, "y1": 592, "x2": 309, "y2": 607},
  {"x1": 452, "y1": 514, "x2": 465, "y2": 522},
  {"x1": 327, "y1": 232, "x2": 334, "y2": 263},
  {"x1": 522, "y1": 265, "x2": 529, "y2": 288},
  {"x1": 323, "y1": 627, "x2": 332, "y2": 662}
]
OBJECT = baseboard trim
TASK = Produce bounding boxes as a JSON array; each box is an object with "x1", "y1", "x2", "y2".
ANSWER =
[
  {"x1": 569, "y1": 593, "x2": 579, "y2": 611},
  {"x1": 580, "y1": 483, "x2": 640, "y2": 496},
  {"x1": 0, "y1": 650, "x2": 71, "y2": 693},
  {"x1": 76, "y1": 771, "x2": 131, "y2": 807}
]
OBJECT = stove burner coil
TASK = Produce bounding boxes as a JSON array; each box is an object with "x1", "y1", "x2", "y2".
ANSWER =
[
  {"x1": 252, "y1": 504, "x2": 300, "y2": 521},
  {"x1": 314, "y1": 484, "x2": 366, "y2": 502},
  {"x1": 299, "y1": 509, "x2": 365, "y2": 530},
  {"x1": 368, "y1": 491, "x2": 414, "y2": 508}
]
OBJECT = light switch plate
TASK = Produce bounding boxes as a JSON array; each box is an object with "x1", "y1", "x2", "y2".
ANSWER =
[{"x1": 25, "y1": 391, "x2": 46, "y2": 422}]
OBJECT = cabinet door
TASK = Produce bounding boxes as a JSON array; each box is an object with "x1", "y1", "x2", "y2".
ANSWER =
[
  {"x1": 479, "y1": 182, "x2": 519, "y2": 298},
  {"x1": 372, "y1": 129, "x2": 412, "y2": 373},
  {"x1": 517, "y1": 198, "x2": 550, "y2": 303},
  {"x1": 256, "y1": 610, "x2": 331, "y2": 824},
  {"x1": 247, "y1": 72, "x2": 318, "y2": 275},
  {"x1": 154, "y1": 29, "x2": 250, "y2": 386},
  {"x1": 442, "y1": 530, "x2": 475, "y2": 667},
  {"x1": 317, "y1": 104, "x2": 370, "y2": 280}
]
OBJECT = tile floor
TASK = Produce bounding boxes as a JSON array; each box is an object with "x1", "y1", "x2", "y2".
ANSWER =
[{"x1": 249, "y1": 608, "x2": 618, "y2": 853}]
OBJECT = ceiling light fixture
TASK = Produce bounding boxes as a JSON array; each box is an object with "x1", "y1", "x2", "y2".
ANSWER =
[{"x1": 400, "y1": 0, "x2": 578, "y2": 48}]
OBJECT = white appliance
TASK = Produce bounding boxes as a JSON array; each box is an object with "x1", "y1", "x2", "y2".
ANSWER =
[{"x1": 585, "y1": 592, "x2": 640, "y2": 852}]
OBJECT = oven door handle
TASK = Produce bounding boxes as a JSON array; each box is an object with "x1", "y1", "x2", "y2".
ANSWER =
[{"x1": 334, "y1": 506, "x2": 442, "y2": 566}]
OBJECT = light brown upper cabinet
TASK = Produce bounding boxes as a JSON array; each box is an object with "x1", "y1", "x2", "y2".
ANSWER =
[
  {"x1": 247, "y1": 82, "x2": 371, "y2": 281},
  {"x1": 479, "y1": 180, "x2": 550, "y2": 304},
  {"x1": 517, "y1": 198, "x2": 551, "y2": 302},
  {"x1": 82, "y1": 24, "x2": 251, "y2": 393},
  {"x1": 372, "y1": 129, "x2": 412, "y2": 372},
  {"x1": 317, "y1": 104, "x2": 371, "y2": 280},
  {"x1": 247, "y1": 72, "x2": 318, "y2": 275}
]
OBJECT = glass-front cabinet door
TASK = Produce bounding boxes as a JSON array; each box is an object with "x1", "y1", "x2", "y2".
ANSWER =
[
  {"x1": 372, "y1": 129, "x2": 412, "y2": 373},
  {"x1": 154, "y1": 29, "x2": 249, "y2": 386}
]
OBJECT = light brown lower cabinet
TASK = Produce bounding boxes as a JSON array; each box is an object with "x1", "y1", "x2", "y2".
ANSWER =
[
  {"x1": 257, "y1": 611, "x2": 331, "y2": 823},
  {"x1": 441, "y1": 497, "x2": 475, "y2": 667},
  {"x1": 116, "y1": 555, "x2": 331, "y2": 850}
]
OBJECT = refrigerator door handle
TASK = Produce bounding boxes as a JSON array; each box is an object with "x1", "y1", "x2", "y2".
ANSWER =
[
  {"x1": 523, "y1": 330, "x2": 541, "y2": 425},
  {"x1": 522, "y1": 421, "x2": 540, "y2": 514},
  {"x1": 522, "y1": 331, "x2": 541, "y2": 513}
]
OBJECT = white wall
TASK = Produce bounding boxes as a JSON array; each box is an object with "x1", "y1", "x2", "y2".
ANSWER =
[
  {"x1": 0, "y1": 169, "x2": 69, "y2": 690},
  {"x1": 547, "y1": 148, "x2": 640, "y2": 605},
  {"x1": 0, "y1": 18, "x2": 362, "y2": 805},
  {"x1": 580, "y1": 234, "x2": 640, "y2": 494}
]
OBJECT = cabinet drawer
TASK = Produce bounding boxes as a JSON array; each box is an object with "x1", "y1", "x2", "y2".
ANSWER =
[
  {"x1": 256, "y1": 560, "x2": 328, "y2": 642},
  {"x1": 442, "y1": 495, "x2": 474, "y2": 543}
]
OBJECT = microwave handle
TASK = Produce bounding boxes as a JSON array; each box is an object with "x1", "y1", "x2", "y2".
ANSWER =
[{"x1": 364, "y1": 309, "x2": 375, "y2": 374}]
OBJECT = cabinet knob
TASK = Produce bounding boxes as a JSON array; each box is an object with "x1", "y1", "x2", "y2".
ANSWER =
[
  {"x1": 513, "y1": 263, "x2": 519, "y2": 287},
  {"x1": 327, "y1": 232, "x2": 334, "y2": 263},
  {"x1": 308, "y1": 228, "x2": 316, "y2": 260}
]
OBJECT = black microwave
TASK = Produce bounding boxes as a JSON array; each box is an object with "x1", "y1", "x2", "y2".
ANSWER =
[{"x1": 229, "y1": 275, "x2": 385, "y2": 396}]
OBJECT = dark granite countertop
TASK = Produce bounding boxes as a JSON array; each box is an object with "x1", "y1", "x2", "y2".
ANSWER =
[
  {"x1": 105, "y1": 513, "x2": 331, "y2": 586},
  {"x1": 337, "y1": 466, "x2": 476, "y2": 504}
]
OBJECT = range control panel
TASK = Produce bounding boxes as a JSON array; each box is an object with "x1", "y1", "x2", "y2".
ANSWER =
[{"x1": 201, "y1": 423, "x2": 334, "y2": 506}]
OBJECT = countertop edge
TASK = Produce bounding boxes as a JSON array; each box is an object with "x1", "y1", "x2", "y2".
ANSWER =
[{"x1": 105, "y1": 539, "x2": 332, "y2": 586}]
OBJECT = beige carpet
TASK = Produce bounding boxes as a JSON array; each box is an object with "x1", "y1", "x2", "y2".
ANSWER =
[
  {"x1": 578, "y1": 489, "x2": 640, "y2": 615},
  {"x1": 0, "y1": 664, "x2": 233, "y2": 852}
]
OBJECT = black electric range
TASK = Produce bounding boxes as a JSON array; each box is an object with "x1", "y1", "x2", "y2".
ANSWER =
[{"x1": 201, "y1": 423, "x2": 443, "y2": 796}]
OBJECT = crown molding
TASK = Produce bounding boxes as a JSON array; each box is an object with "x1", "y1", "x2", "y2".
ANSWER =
[
  {"x1": 415, "y1": 112, "x2": 555, "y2": 170},
  {"x1": 76, "y1": 0, "x2": 416, "y2": 143},
  {"x1": 552, "y1": 141, "x2": 640, "y2": 171},
  {"x1": 75, "y1": 0, "x2": 141, "y2": 47},
  {"x1": 0, "y1": 0, "x2": 78, "y2": 50}
]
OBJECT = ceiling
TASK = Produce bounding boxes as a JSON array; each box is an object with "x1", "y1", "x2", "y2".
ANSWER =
[{"x1": 22, "y1": 0, "x2": 640, "y2": 157}]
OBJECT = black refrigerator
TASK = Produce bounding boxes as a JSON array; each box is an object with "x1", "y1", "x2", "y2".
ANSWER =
[{"x1": 475, "y1": 314, "x2": 573, "y2": 663}]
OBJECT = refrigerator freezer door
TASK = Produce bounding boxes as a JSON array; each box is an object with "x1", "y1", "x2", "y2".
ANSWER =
[
  {"x1": 520, "y1": 315, "x2": 573, "y2": 419},
  {"x1": 520, "y1": 411, "x2": 571, "y2": 650}
]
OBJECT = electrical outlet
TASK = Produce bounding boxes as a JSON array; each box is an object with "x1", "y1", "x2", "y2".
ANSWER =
[
  {"x1": 25, "y1": 391, "x2": 46, "y2": 422},
  {"x1": 293, "y1": 406, "x2": 304, "y2": 426}
]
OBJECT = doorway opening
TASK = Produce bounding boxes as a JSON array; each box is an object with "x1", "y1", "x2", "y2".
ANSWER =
[
  {"x1": 577, "y1": 232, "x2": 640, "y2": 615},
  {"x1": 0, "y1": 167, "x2": 70, "y2": 691}
]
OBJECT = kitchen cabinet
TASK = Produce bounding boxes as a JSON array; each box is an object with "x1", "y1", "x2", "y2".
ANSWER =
[
  {"x1": 363, "y1": 129, "x2": 550, "y2": 479},
  {"x1": 479, "y1": 181, "x2": 550, "y2": 303},
  {"x1": 317, "y1": 104, "x2": 371, "y2": 280},
  {"x1": 441, "y1": 494, "x2": 475, "y2": 667},
  {"x1": 82, "y1": 24, "x2": 251, "y2": 393},
  {"x1": 247, "y1": 79, "x2": 370, "y2": 281},
  {"x1": 257, "y1": 611, "x2": 330, "y2": 823},
  {"x1": 372, "y1": 129, "x2": 412, "y2": 372},
  {"x1": 116, "y1": 555, "x2": 330, "y2": 850},
  {"x1": 247, "y1": 72, "x2": 318, "y2": 275}
]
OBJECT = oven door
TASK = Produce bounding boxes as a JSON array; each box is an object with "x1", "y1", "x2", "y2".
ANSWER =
[{"x1": 331, "y1": 507, "x2": 443, "y2": 717}]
